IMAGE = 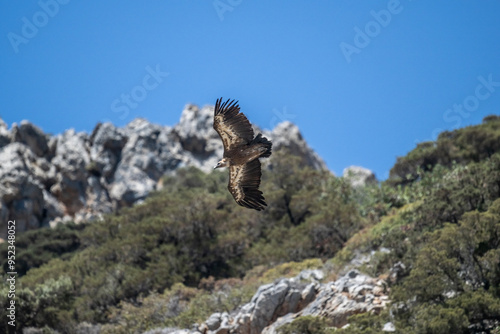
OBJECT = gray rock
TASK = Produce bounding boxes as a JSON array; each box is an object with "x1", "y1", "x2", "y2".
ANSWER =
[
  {"x1": 299, "y1": 270, "x2": 389, "y2": 326},
  {"x1": 262, "y1": 270, "x2": 390, "y2": 333},
  {"x1": 0, "y1": 143, "x2": 50, "y2": 234},
  {"x1": 109, "y1": 164, "x2": 156, "y2": 207},
  {"x1": 1, "y1": 102, "x2": 328, "y2": 234},
  {"x1": 343, "y1": 166, "x2": 377, "y2": 188},
  {"x1": 20, "y1": 328, "x2": 44, "y2": 334},
  {"x1": 149, "y1": 269, "x2": 390, "y2": 334},
  {"x1": 301, "y1": 283, "x2": 317, "y2": 306},
  {"x1": 84, "y1": 175, "x2": 112, "y2": 217},
  {"x1": 11, "y1": 121, "x2": 49, "y2": 157},
  {"x1": 50, "y1": 129, "x2": 90, "y2": 216},
  {"x1": 47, "y1": 135, "x2": 58, "y2": 157},
  {"x1": 389, "y1": 261, "x2": 406, "y2": 284},
  {"x1": 205, "y1": 312, "x2": 222, "y2": 330},
  {"x1": 74, "y1": 321, "x2": 102, "y2": 334},
  {"x1": 194, "y1": 270, "x2": 323, "y2": 334},
  {"x1": 143, "y1": 328, "x2": 198, "y2": 334},
  {"x1": 295, "y1": 269, "x2": 324, "y2": 282},
  {"x1": 266, "y1": 121, "x2": 327, "y2": 171},
  {"x1": 89, "y1": 122, "x2": 127, "y2": 178},
  {"x1": 174, "y1": 104, "x2": 221, "y2": 157},
  {"x1": 171, "y1": 104, "x2": 223, "y2": 172},
  {"x1": 42, "y1": 189, "x2": 64, "y2": 225},
  {"x1": 52, "y1": 129, "x2": 91, "y2": 180},
  {"x1": 251, "y1": 280, "x2": 292, "y2": 330},
  {"x1": 0, "y1": 118, "x2": 11, "y2": 148},
  {"x1": 383, "y1": 322, "x2": 396, "y2": 332},
  {"x1": 108, "y1": 119, "x2": 169, "y2": 207}
]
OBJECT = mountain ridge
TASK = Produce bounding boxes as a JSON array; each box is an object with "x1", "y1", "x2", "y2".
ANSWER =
[{"x1": 0, "y1": 103, "x2": 330, "y2": 235}]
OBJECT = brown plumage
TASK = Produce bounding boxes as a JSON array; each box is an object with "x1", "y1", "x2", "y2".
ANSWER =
[{"x1": 213, "y1": 98, "x2": 272, "y2": 211}]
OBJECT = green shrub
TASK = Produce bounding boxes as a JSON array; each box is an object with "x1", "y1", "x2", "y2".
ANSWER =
[
  {"x1": 411, "y1": 304, "x2": 468, "y2": 334},
  {"x1": 389, "y1": 115, "x2": 500, "y2": 185},
  {"x1": 278, "y1": 316, "x2": 333, "y2": 334},
  {"x1": 0, "y1": 222, "x2": 83, "y2": 277},
  {"x1": 339, "y1": 312, "x2": 387, "y2": 334}
]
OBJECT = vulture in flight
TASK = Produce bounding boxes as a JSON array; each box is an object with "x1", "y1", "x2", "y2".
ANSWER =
[{"x1": 213, "y1": 98, "x2": 272, "y2": 211}]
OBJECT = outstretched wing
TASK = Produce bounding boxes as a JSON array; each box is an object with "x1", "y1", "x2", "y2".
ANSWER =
[
  {"x1": 228, "y1": 159, "x2": 267, "y2": 211},
  {"x1": 213, "y1": 98, "x2": 254, "y2": 152}
]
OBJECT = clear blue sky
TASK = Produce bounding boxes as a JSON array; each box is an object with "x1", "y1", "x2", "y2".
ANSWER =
[{"x1": 1, "y1": 1, "x2": 499, "y2": 179}]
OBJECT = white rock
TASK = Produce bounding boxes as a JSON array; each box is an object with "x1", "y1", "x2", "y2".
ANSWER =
[
  {"x1": 343, "y1": 166, "x2": 377, "y2": 188},
  {"x1": 1, "y1": 102, "x2": 328, "y2": 233},
  {"x1": 267, "y1": 121, "x2": 327, "y2": 171},
  {"x1": 382, "y1": 322, "x2": 396, "y2": 332},
  {"x1": 0, "y1": 117, "x2": 11, "y2": 148}
]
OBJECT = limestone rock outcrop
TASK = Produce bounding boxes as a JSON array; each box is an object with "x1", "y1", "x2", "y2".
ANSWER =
[
  {"x1": 343, "y1": 166, "x2": 377, "y2": 188},
  {"x1": 0, "y1": 103, "x2": 326, "y2": 235},
  {"x1": 145, "y1": 269, "x2": 390, "y2": 334}
]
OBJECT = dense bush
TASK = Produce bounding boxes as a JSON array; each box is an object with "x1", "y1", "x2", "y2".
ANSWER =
[
  {"x1": 278, "y1": 316, "x2": 333, "y2": 334},
  {"x1": 329, "y1": 117, "x2": 500, "y2": 333},
  {"x1": 389, "y1": 114, "x2": 500, "y2": 185},
  {"x1": 391, "y1": 199, "x2": 500, "y2": 332},
  {"x1": 0, "y1": 222, "x2": 83, "y2": 277}
]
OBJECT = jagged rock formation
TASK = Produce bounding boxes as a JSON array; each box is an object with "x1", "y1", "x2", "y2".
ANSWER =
[
  {"x1": 143, "y1": 269, "x2": 390, "y2": 334},
  {"x1": 263, "y1": 122, "x2": 326, "y2": 171},
  {"x1": 0, "y1": 103, "x2": 326, "y2": 236},
  {"x1": 343, "y1": 166, "x2": 377, "y2": 188}
]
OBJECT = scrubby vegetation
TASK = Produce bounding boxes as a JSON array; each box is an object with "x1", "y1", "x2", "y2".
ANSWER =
[
  {"x1": 0, "y1": 150, "x2": 364, "y2": 333},
  {"x1": 389, "y1": 114, "x2": 500, "y2": 185},
  {"x1": 1, "y1": 115, "x2": 500, "y2": 333},
  {"x1": 332, "y1": 115, "x2": 500, "y2": 334}
]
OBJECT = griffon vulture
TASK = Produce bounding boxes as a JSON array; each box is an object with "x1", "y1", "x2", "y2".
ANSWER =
[{"x1": 213, "y1": 98, "x2": 272, "y2": 211}]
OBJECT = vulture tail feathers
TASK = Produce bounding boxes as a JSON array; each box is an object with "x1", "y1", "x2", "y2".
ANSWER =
[{"x1": 252, "y1": 133, "x2": 272, "y2": 158}]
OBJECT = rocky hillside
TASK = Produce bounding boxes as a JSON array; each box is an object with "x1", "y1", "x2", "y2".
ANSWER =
[
  {"x1": 146, "y1": 268, "x2": 391, "y2": 334},
  {"x1": 2, "y1": 110, "x2": 498, "y2": 334},
  {"x1": 0, "y1": 103, "x2": 326, "y2": 236}
]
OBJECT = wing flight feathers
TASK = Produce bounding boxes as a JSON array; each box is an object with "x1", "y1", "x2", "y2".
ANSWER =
[
  {"x1": 228, "y1": 159, "x2": 266, "y2": 211},
  {"x1": 213, "y1": 98, "x2": 254, "y2": 151}
]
